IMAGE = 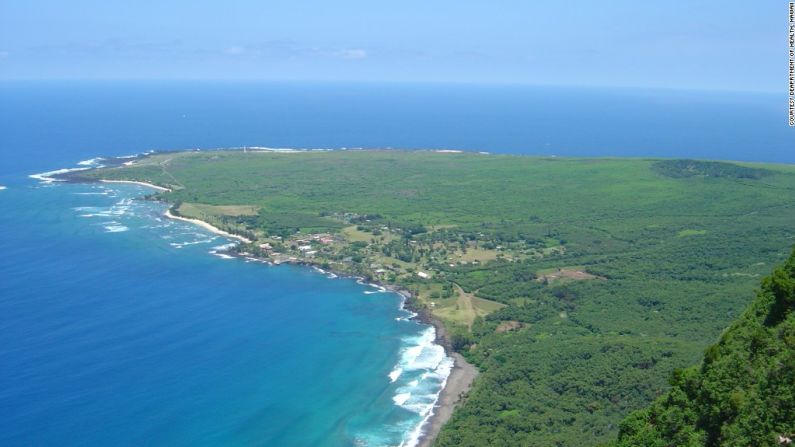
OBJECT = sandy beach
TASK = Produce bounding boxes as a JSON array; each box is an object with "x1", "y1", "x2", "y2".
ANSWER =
[
  {"x1": 99, "y1": 181, "x2": 254, "y2": 245},
  {"x1": 164, "y1": 209, "x2": 252, "y2": 244},
  {"x1": 100, "y1": 179, "x2": 172, "y2": 192},
  {"x1": 417, "y1": 352, "x2": 478, "y2": 447}
]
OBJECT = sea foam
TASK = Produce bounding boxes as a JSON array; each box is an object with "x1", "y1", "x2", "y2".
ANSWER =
[
  {"x1": 77, "y1": 157, "x2": 105, "y2": 166},
  {"x1": 384, "y1": 325, "x2": 453, "y2": 447},
  {"x1": 104, "y1": 224, "x2": 129, "y2": 233},
  {"x1": 29, "y1": 167, "x2": 90, "y2": 183},
  {"x1": 393, "y1": 392, "x2": 412, "y2": 406},
  {"x1": 388, "y1": 367, "x2": 403, "y2": 383}
]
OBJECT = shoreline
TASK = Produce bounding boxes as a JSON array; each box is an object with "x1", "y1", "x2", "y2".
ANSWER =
[
  {"x1": 263, "y1": 262, "x2": 477, "y2": 446},
  {"x1": 184, "y1": 221, "x2": 476, "y2": 446},
  {"x1": 96, "y1": 180, "x2": 252, "y2": 245},
  {"x1": 164, "y1": 209, "x2": 253, "y2": 244},
  {"x1": 417, "y1": 352, "x2": 478, "y2": 447},
  {"x1": 99, "y1": 179, "x2": 172, "y2": 192},
  {"x1": 235, "y1": 258, "x2": 477, "y2": 446},
  {"x1": 70, "y1": 171, "x2": 475, "y2": 447},
  {"x1": 413, "y1": 307, "x2": 478, "y2": 447}
]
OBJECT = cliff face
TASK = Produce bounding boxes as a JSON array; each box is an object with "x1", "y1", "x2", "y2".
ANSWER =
[{"x1": 613, "y1": 248, "x2": 795, "y2": 447}]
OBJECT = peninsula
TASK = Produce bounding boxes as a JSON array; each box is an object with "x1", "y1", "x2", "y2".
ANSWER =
[{"x1": 72, "y1": 149, "x2": 795, "y2": 446}]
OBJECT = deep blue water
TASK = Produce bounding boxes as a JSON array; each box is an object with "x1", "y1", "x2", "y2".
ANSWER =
[
  {"x1": 0, "y1": 82, "x2": 793, "y2": 446},
  {"x1": 0, "y1": 181, "x2": 449, "y2": 446},
  {"x1": 1, "y1": 81, "x2": 793, "y2": 185}
]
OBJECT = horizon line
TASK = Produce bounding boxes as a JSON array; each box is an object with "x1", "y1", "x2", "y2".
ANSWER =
[{"x1": 0, "y1": 78, "x2": 780, "y2": 95}]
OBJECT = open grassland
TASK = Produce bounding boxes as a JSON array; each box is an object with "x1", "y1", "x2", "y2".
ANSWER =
[
  {"x1": 83, "y1": 150, "x2": 795, "y2": 446},
  {"x1": 430, "y1": 284, "x2": 506, "y2": 329},
  {"x1": 178, "y1": 203, "x2": 258, "y2": 217}
]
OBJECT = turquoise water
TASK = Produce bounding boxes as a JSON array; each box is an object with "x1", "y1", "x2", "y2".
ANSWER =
[{"x1": 0, "y1": 179, "x2": 450, "y2": 446}]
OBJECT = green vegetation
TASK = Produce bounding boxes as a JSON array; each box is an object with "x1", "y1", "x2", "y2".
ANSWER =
[
  {"x1": 652, "y1": 159, "x2": 774, "y2": 179},
  {"x1": 678, "y1": 229, "x2": 708, "y2": 238},
  {"x1": 612, "y1": 247, "x2": 795, "y2": 447},
  {"x1": 79, "y1": 150, "x2": 795, "y2": 446}
]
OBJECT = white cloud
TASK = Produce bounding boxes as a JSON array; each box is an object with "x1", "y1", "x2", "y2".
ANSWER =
[
  {"x1": 223, "y1": 46, "x2": 246, "y2": 56},
  {"x1": 337, "y1": 48, "x2": 367, "y2": 59}
]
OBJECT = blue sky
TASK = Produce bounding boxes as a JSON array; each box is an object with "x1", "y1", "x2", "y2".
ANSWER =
[{"x1": 0, "y1": 0, "x2": 784, "y2": 91}]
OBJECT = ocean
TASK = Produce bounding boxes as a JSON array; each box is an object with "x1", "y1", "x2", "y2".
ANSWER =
[
  {"x1": 0, "y1": 81, "x2": 792, "y2": 446},
  {"x1": 0, "y1": 178, "x2": 450, "y2": 446}
]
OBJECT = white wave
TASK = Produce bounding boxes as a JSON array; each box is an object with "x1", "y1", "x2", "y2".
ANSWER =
[
  {"x1": 396, "y1": 295, "x2": 418, "y2": 321},
  {"x1": 389, "y1": 367, "x2": 403, "y2": 383},
  {"x1": 86, "y1": 198, "x2": 133, "y2": 217},
  {"x1": 368, "y1": 283, "x2": 387, "y2": 293},
  {"x1": 358, "y1": 352, "x2": 451, "y2": 447},
  {"x1": 73, "y1": 206, "x2": 103, "y2": 211},
  {"x1": 104, "y1": 225, "x2": 129, "y2": 233},
  {"x1": 212, "y1": 242, "x2": 238, "y2": 251},
  {"x1": 398, "y1": 328, "x2": 445, "y2": 371},
  {"x1": 398, "y1": 311, "x2": 418, "y2": 321},
  {"x1": 29, "y1": 167, "x2": 90, "y2": 183},
  {"x1": 0, "y1": 186, "x2": 6, "y2": 190},
  {"x1": 74, "y1": 206, "x2": 113, "y2": 218},
  {"x1": 400, "y1": 395, "x2": 437, "y2": 416},
  {"x1": 327, "y1": 273, "x2": 338, "y2": 279},
  {"x1": 77, "y1": 157, "x2": 105, "y2": 166},
  {"x1": 210, "y1": 251, "x2": 235, "y2": 260},
  {"x1": 169, "y1": 238, "x2": 215, "y2": 248},
  {"x1": 393, "y1": 392, "x2": 412, "y2": 406},
  {"x1": 399, "y1": 356, "x2": 454, "y2": 447},
  {"x1": 380, "y1": 325, "x2": 454, "y2": 447},
  {"x1": 246, "y1": 146, "x2": 301, "y2": 153},
  {"x1": 173, "y1": 231, "x2": 214, "y2": 240},
  {"x1": 391, "y1": 328, "x2": 447, "y2": 394}
]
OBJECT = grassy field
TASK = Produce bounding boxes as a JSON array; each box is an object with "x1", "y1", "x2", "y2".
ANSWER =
[
  {"x1": 179, "y1": 203, "x2": 259, "y2": 217},
  {"x1": 430, "y1": 284, "x2": 506, "y2": 329},
  {"x1": 81, "y1": 150, "x2": 795, "y2": 446}
]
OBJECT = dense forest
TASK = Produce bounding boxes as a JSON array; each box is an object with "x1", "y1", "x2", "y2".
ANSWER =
[{"x1": 610, "y1": 247, "x2": 795, "y2": 447}]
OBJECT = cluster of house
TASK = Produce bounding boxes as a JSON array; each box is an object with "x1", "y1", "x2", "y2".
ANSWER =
[
  {"x1": 369, "y1": 263, "x2": 431, "y2": 280},
  {"x1": 257, "y1": 233, "x2": 338, "y2": 259},
  {"x1": 296, "y1": 234, "x2": 336, "y2": 257}
]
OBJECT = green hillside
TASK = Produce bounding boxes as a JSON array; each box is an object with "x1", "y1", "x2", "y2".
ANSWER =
[{"x1": 611, "y1": 247, "x2": 795, "y2": 447}]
